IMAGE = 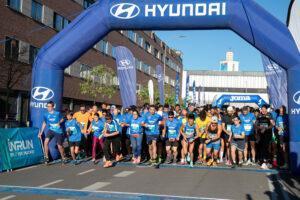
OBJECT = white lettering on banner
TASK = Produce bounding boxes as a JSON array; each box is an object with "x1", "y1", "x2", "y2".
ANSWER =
[
  {"x1": 143, "y1": 3, "x2": 226, "y2": 18},
  {"x1": 30, "y1": 101, "x2": 48, "y2": 109},
  {"x1": 8, "y1": 140, "x2": 34, "y2": 152},
  {"x1": 230, "y1": 96, "x2": 251, "y2": 102},
  {"x1": 291, "y1": 108, "x2": 300, "y2": 115},
  {"x1": 118, "y1": 59, "x2": 134, "y2": 70}
]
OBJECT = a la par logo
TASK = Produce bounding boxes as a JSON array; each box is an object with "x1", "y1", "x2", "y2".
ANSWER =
[
  {"x1": 110, "y1": 3, "x2": 140, "y2": 19},
  {"x1": 31, "y1": 87, "x2": 54, "y2": 101},
  {"x1": 110, "y1": 2, "x2": 226, "y2": 19},
  {"x1": 230, "y1": 96, "x2": 251, "y2": 102},
  {"x1": 118, "y1": 59, "x2": 134, "y2": 70}
]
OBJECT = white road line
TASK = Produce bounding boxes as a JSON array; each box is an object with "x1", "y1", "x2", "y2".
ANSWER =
[
  {"x1": 113, "y1": 171, "x2": 135, "y2": 177},
  {"x1": 14, "y1": 165, "x2": 38, "y2": 172},
  {"x1": 267, "y1": 173, "x2": 277, "y2": 200},
  {"x1": 38, "y1": 180, "x2": 64, "y2": 188},
  {"x1": 81, "y1": 182, "x2": 111, "y2": 191},
  {"x1": 77, "y1": 169, "x2": 95, "y2": 176},
  {"x1": 0, "y1": 195, "x2": 16, "y2": 200},
  {"x1": 276, "y1": 174, "x2": 291, "y2": 200}
]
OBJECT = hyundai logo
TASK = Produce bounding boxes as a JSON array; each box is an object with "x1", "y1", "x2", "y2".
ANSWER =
[
  {"x1": 119, "y1": 59, "x2": 131, "y2": 67},
  {"x1": 266, "y1": 63, "x2": 280, "y2": 71},
  {"x1": 110, "y1": 3, "x2": 140, "y2": 19},
  {"x1": 293, "y1": 91, "x2": 300, "y2": 105},
  {"x1": 31, "y1": 87, "x2": 54, "y2": 101}
]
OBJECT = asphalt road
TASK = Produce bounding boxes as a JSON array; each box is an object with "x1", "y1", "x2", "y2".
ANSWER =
[{"x1": 0, "y1": 161, "x2": 297, "y2": 200}]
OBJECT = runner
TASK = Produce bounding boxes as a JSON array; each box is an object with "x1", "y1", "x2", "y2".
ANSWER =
[
  {"x1": 205, "y1": 116, "x2": 222, "y2": 166},
  {"x1": 239, "y1": 106, "x2": 256, "y2": 165},
  {"x1": 195, "y1": 109, "x2": 210, "y2": 164},
  {"x1": 38, "y1": 101, "x2": 67, "y2": 165},
  {"x1": 221, "y1": 106, "x2": 235, "y2": 164},
  {"x1": 256, "y1": 105, "x2": 274, "y2": 169},
  {"x1": 230, "y1": 116, "x2": 246, "y2": 168},
  {"x1": 143, "y1": 105, "x2": 163, "y2": 165},
  {"x1": 89, "y1": 105, "x2": 102, "y2": 122},
  {"x1": 180, "y1": 114, "x2": 199, "y2": 167},
  {"x1": 65, "y1": 112, "x2": 82, "y2": 165},
  {"x1": 126, "y1": 110, "x2": 144, "y2": 164},
  {"x1": 163, "y1": 111, "x2": 182, "y2": 164},
  {"x1": 275, "y1": 105, "x2": 289, "y2": 169},
  {"x1": 88, "y1": 113, "x2": 105, "y2": 164},
  {"x1": 103, "y1": 113, "x2": 122, "y2": 168}
]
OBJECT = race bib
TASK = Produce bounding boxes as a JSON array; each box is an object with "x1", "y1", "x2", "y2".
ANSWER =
[
  {"x1": 186, "y1": 129, "x2": 194, "y2": 138},
  {"x1": 131, "y1": 124, "x2": 139, "y2": 132},
  {"x1": 226, "y1": 125, "x2": 232, "y2": 132},
  {"x1": 244, "y1": 124, "x2": 252, "y2": 131},
  {"x1": 92, "y1": 126, "x2": 99, "y2": 132},
  {"x1": 168, "y1": 129, "x2": 176, "y2": 136},
  {"x1": 148, "y1": 124, "x2": 155, "y2": 132}
]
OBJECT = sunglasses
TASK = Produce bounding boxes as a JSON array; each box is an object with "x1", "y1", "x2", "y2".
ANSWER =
[{"x1": 168, "y1": 116, "x2": 174, "y2": 118}]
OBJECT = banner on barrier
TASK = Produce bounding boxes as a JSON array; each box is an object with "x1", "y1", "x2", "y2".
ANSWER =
[{"x1": 0, "y1": 128, "x2": 44, "y2": 171}]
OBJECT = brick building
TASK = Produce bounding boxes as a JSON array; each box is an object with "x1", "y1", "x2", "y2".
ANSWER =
[{"x1": 0, "y1": 0, "x2": 183, "y2": 124}]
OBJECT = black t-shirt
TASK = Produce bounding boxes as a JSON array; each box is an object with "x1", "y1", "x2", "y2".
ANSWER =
[
  {"x1": 256, "y1": 113, "x2": 272, "y2": 134},
  {"x1": 222, "y1": 114, "x2": 235, "y2": 131}
]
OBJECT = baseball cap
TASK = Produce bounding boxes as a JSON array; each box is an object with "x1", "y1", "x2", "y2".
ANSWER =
[{"x1": 227, "y1": 106, "x2": 234, "y2": 112}]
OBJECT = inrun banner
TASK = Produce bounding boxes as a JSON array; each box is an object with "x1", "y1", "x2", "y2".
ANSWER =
[
  {"x1": 261, "y1": 55, "x2": 288, "y2": 109},
  {"x1": 115, "y1": 46, "x2": 137, "y2": 108},
  {"x1": 175, "y1": 72, "x2": 180, "y2": 104},
  {"x1": 0, "y1": 128, "x2": 43, "y2": 171},
  {"x1": 156, "y1": 65, "x2": 165, "y2": 105}
]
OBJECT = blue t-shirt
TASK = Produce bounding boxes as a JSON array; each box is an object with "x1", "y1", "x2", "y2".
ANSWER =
[
  {"x1": 43, "y1": 111, "x2": 63, "y2": 134},
  {"x1": 184, "y1": 123, "x2": 196, "y2": 139},
  {"x1": 65, "y1": 119, "x2": 82, "y2": 142},
  {"x1": 165, "y1": 118, "x2": 182, "y2": 139},
  {"x1": 239, "y1": 113, "x2": 256, "y2": 136},
  {"x1": 144, "y1": 113, "x2": 163, "y2": 135},
  {"x1": 91, "y1": 120, "x2": 105, "y2": 138},
  {"x1": 162, "y1": 112, "x2": 169, "y2": 121},
  {"x1": 105, "y1": 120, "x2": 120, "y2": 136},
  {"x1": 128, "y1": 117, "x2": 144, "y2": 135},
  {"x1": 276, "y1": 115, "x2": 288, "y2": 136},
  {"x1": 231, "y1": 124, "x2": 245, "y2": 138}
]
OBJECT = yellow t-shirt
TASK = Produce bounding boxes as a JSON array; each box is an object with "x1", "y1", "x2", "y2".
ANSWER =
[
  {"x1": 89, "y1": 111, "x2": 103, "y2": 122},
  {"x1": 195, "y1": 117, "x2": 211, "y2": 138}
]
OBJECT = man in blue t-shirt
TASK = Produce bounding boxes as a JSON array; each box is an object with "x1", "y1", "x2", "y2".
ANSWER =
[
  {"x1": 163, "y1": 111, "x2": 182, "y2": 164},
  {"x1": 143, "y1": 105, "x2": 163, "y2": 164},
  {"x1": 239, "y1": 106, "x2": 256, "y2": 165},
  {"x1": 38, "y1": 101, "x2": 66, "y2": 164}
]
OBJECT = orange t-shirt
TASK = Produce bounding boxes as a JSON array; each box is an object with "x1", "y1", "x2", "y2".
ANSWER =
[
  {"x1": 73, "y1": 111, "x2": 90, "y2": 132},
  {"x1": 89, "y1": 111, "x2": 103, "y2": 122}
]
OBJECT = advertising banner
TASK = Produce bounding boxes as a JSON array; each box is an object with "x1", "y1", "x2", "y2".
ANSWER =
[{"x1": 156, "y1": 65, "x2": 165, "y2": 105}]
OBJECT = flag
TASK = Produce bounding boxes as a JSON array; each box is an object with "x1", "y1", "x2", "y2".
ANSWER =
[
  {"x1": 148, "y1": 80, "x2": 154, "y2": 105},
  {"x1": 115, "y1": 46, "x2": 137, "y2": 108},
  {"x1": 156, "y1": 65, "x2": 165, "y2": 105},
  {"x1": 175, "y1": 72, "x2": 180, "y2": 104}
]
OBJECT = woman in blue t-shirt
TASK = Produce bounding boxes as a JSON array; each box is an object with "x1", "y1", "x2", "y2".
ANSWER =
[
  {"x1": 230, "y1": 116, "x2": 246, "y2": 168},
  {"x1": 124, "y1": 110, "x2": 144, "y2": 164}
]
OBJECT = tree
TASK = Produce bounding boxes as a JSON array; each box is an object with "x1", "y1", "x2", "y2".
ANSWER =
[
  {"x1": 165, "y1": 84, "x2": 176, "y2": 105},
  {"x1": 138, "y1": 82, "x2": 160, "y2": 105},
  {"x1": 0, "y1": 39, "x2": 31, "y2": 121},
  {"x1": 79, "y1": 65, "x2": 118, "y2": 103}
]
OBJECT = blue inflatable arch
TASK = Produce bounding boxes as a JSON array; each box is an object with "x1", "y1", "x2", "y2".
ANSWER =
[
  {"x1": 213, "y1": 95, "x2": 267, "y2": 108},
  {"x1": 30, "y1": 0, "x2": 300, "y2": 173}
]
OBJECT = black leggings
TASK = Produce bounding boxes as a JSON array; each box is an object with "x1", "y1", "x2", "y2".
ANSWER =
[{"x1": 104, "y1": 136, "x2": 121, "y2": 161}]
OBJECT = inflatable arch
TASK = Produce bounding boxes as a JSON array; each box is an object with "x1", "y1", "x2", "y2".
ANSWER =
[
  {"x1": 30, "y1": 0, "x2": 300, "y2": 173},
  {"x1": 213, "y1": 95, "x2": 267, "y2": 108}
]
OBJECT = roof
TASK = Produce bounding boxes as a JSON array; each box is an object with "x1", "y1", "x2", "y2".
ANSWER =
[{"x1": 186, "y1": 70, "x2": 265, "y2": 77}]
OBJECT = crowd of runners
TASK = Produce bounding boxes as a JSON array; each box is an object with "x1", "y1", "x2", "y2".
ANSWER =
[{"x1": 38, "y1": 101, "x2": 289, "y2": 170}]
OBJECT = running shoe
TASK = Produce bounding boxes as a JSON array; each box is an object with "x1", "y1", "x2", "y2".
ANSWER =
[
  {"x1": 186, "y1": 153, "x2": 191, "y2": 162},
  {"x1": 231, "y1": 163, "x2": 237, "y2": 168},
  {"x1": 62, "y1": 158, "x2": 68, "y2": 165},
  {"x1": 261, "y1": 163, "x2": 269, "y2": 170},
  {"x1": 165, "y1": 156, "x2": 172, "y2": 164},
  {"x1": 206, "y1": 159, "x2": 214, "y2": 166},
  {"x1": 190, "y1": 161, "x2": 194, "y2": 168},
  {"x1": 44, "y1": 157, "x2": 50, "y2": 165}
]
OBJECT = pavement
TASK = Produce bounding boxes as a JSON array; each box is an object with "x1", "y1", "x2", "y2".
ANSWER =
[{"x1": 0, "y1": 160, "x2": 298, "y2": 200}]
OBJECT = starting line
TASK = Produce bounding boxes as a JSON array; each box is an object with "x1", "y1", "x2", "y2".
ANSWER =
[{"x1": 0, "y1": 185, "x2": 231, "y2": 200}]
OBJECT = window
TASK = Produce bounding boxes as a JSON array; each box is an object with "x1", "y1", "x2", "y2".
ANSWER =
[
  {"x1": 7, "y1": 0, "x2": 21, "y2": 11},
  {"x1": 145, "y1": 42, "x2": 151, "y2": 53},
  {"x1": 137, "y1": 35, "x2": 144, "y2": 47},
  {"x1": 5, "y1": 37, "x2": 19, "y2": 60},
  {"x1": 31, "y1": 1, "x2": 43, "y2": 22},
  {"x1": 83, "y1": 0, "x2": 95, "y2": 9},
  {"x1": 53, "y1": 13, "x2": 69, "y2": 31},
  {"x1": 154, "y1": 49, "x2": 159, "y2": 59},
  {"x1": 127, "y1": 31, "x2": 136, "y2": 42},
  {"x1": 99, "y1": 40, "x2": 108, "y2": 54},
  {"x1": 29, "y1": 46, "x2": 39, "y2": 64},
  {"x1": 111, "y1": 46, "x2": 116, "y2": 59}
]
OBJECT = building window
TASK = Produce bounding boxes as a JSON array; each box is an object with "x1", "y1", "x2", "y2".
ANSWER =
[
  {"x1": 127, "y1": 31, "x2": 136, "y2": 42},
  {"x1": 5, "y1": 37, "x2": 19, "y2": 60},
  {"x1": 83, "y1": 0, "x2": 95, "y2": 9},
  {"x1": 29, "y1": 46, "x2": 39, "y2": 64},
  {"x1": 111, "y1": 46, "x2": 116, "y2": 58},
  {"x1": 7, "y1": 0, "x2": 21, "y2": 11},
  {"x1": 145, "y1": 42, "x2": 151, "y2": 53},
  {"x1": 53, "y1": 13, "x2": 69, "y2": 31},
  {"x1": 137, "y1": 35, "x2": 144, "y2": 47},
  {"x1": 99, "y1": 40, "x2": 108, "y2": 54},
  {"x1": 31, "y1": 0, "x2": 43, "y2": 22},
  {"x1": 154, "y1": 49, "x2": 159, "y2": 59}
]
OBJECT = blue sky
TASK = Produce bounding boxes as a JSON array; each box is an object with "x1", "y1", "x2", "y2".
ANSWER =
[{"x1": 155, "y1": 0, "x2": 291, "y2": 71}]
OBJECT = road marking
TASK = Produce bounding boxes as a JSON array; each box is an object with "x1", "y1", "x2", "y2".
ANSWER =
[
  {"x1": 276, "y1": 174, "x2": 291, "y2": 200},
  {"x1": 39, "y1": 180, "x2": 64, "y2": 188},
  {"x1": 77, "y1": 169, "x2": 95, "y2": 176},
  {"x1": 14, "y1": 165, "x2": 38, "y2": 172},
  {"x1": 81, "y1": 182, "x2": 111, "y2": 191},
  {"x1": 113, "y1": 171, "x2": 135, "y2": 177},
  {"x1": 0, "y1": 195, "x2": 16, "y2": 200},
  {"x1": 0, "y1": 185, "x2": 231, "y2": 200}
]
